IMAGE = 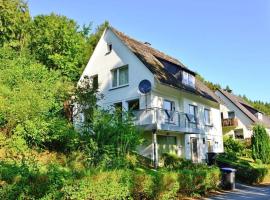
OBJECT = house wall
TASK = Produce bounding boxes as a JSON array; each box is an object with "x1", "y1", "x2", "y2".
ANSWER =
[
  {"x1": 78, "y1": 28, "x2": 223, "y2": 163},
  {"x1": 152, "y1": 83, "x2": 224, "y2": 161},
  {"x1": 216, "y1": 91, "x2": 254, "y2": 139},
  {"x1": 80, "y1": 28, "x2": 155, "y2": 110}
]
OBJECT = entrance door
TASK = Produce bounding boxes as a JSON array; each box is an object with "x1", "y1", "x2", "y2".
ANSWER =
[{"x1": 190, "y1": 138, "x2": 199, "y2": 162}]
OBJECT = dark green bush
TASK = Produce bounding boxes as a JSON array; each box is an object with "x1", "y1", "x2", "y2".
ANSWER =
[
  {"x1": 216, "y1": 155, "x2": 270, "y2": 184},
  {"x1": 252, "y1": 125, "x2": 270, "y2": 164},
  {"x1": 223, "y1": 136, "x2": 244, "y2": 156}
]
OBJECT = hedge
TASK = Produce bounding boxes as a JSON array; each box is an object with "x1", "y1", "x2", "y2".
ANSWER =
[{"x1": 216, "y1": 156, "x2": 270, "y2": 184}]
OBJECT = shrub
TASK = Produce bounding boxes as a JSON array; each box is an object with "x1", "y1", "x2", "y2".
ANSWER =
[
  {"x1": 223, "y1": 136, "x2": 244, "y2": 155},
  {"x1": 251, "y1": 125, "x2": 270, "y2": 164},
  {"x1": 178, "y1": 166, "x2": 220, "y2": 196},
  {"x1": 156, "y1": 171, "x2": 179, "y2": 200},
  {"x1": 216, "y1": 155, "x2": 270, "y2": 184},
  {"x1": 162, "y1": 153, "x2": 181, "y2": 168},
  {"x1": 62, "y1": 170, "x2": 132, "y2": 200},
  {"x1": 132, "y1": 170, "x2": 155, "y2": 200}
]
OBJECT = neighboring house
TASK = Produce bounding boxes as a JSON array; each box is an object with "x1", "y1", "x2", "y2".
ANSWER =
[
  {"x1": 216, "y1": 89, "x2": 270, "y2": 139},
  {"x1": 76, "y1": 27, "x2": 224, "y2": 165}
]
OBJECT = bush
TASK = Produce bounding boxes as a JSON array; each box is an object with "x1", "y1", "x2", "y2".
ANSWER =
[
  {"x1": 251, "y1": 125, "x2": 270, "y2": 164},
  {"x1": 156, "y1": 171, "x2": 179, "y2": 200},
  {"x1": 216, "y1": 155, "x2": 270, "y2": 184},
  {"x1": 62, "y1": 170, "x2": 132, "y2": 200},
  {"x1": 178, "y1": 166, "x2": 220, "y2": 196},
  {"x1": 132, "y1": 170, "x2": 155, "y2": 200},
  {"x1": 223, "y1": 136, "x2": 244, "y2": 155},
  {"x1": 161, "y1": 153, "x2": 181, "y2": 168}
]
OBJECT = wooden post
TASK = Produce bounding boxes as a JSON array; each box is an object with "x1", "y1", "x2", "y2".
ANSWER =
[{"x1": 152, "y1": 128, "x2": 158, "y2": 169}]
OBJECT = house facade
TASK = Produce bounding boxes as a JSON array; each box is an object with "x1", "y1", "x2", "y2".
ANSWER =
[
  {"x1": 216, "y1": 89, "x2": 270, "y2": 139},
  {"x1": 76, "y1": 27, "x2": 224, "y2": 165}
]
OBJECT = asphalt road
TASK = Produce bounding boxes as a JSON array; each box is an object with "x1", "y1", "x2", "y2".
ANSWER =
[{"x1": 205, "y1": 184, "x2": 270, "y2": 200}]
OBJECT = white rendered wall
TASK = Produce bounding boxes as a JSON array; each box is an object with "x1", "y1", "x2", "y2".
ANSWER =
[{"x1": 216, "y1": 91, "x2": 254, "y2": 139}]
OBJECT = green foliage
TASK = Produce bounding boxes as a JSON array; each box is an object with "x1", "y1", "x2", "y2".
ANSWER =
[
  {"x1": 28, "y1": 14, "x2": 87, "y2": 81},
  {"x1": 156, "y1": 171, "x2": 179, "y2": 200},
  {"x1": 216, "y1": 155, "x2": 270, "y2": 184},
  {"x1": 196, "y1": 74, "x2": 221, "y2": 91},
  {"x1": 62, "y1": 170, "x2": 132, "y2": 200},
  {"x1": 84, "y1": 21, "x2": 109, "y2": 64},
  {"x1": 0, "y1": 47, "x2": 78, "y2": 151},
  {"x1": 223, "y1": 136, "x2": 244, "y2": 157},
  {"x1": 0, "y1": 0, "x2": 31, "y2": 49},
  {"x1": 251, "y1": 125, "x2": 270, "y2": 164},
  {"x1": 178, "y1": 166, "x2": 220, "y2": 196},
  {"x1": 162, "y1": 153, "x2": 181, "y2": 169},
  {"x1": 131, "y1": 169, "x2": 155, "y2": 199}
]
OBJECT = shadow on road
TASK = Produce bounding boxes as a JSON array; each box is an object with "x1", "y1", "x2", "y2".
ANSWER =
[{"x1": 205, "y1": 183, "x2": 270, "y2": 200}]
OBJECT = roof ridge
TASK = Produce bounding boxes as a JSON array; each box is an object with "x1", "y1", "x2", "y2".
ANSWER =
[{"x1": 109, "y1": 26, "x2": 187, "y2": 68}]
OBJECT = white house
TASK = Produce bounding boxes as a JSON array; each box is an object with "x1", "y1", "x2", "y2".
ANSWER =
[
  {"x1": 77, "y1": 27, "x2": 224, "y2": 166},
  {"x1": 216, "y1": 89, "x2": 270, "y2": 139}
]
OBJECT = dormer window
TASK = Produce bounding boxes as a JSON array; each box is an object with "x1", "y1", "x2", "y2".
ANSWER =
[
  {"x1": 107, "y1": 43, "x2": 112, "y2": 54},
  {"x1": 182, "y1": 71, "x2": 195, "y2": 88}
]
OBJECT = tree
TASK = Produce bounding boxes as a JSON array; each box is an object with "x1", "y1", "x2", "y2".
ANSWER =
[
  {"x1": 0, "y1": 0, "x2": 31, "y2": 50},
  {"x1": 0, "y1": 47, "x2": 76, "y2": 150},
  {"x1": 28, "y1": 13, "x2": 87, "y2": 81},
  {"x1": 251, "y1": 124, "x2": 270, "y2": 164}
]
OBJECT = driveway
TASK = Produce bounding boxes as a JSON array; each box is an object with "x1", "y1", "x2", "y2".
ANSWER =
[{"x1": 205, "y1": 183, "x2": 270, "y2": 200}]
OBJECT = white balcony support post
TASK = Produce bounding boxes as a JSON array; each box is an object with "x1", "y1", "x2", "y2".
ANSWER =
[{"x1": 152, "y1": 129, "x2": 158, "y2": 169}]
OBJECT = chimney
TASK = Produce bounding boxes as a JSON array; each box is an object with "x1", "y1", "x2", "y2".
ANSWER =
[
  {"x1": 144, "y1": 42, "x2": 151, "y2": 46},
  {"x1": 255, "y1": 112, "x2": 263, "y2": 120}
]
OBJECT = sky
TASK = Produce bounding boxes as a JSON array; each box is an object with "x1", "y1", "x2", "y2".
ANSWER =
[{"x1": 28, "y1": 0, "x2": 270, "y2": 102}]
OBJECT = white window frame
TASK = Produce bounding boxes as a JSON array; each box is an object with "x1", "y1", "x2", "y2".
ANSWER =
[
  {"x1": 111, "y1": 65, "x2": 129, "y2": 89},
  {"x1": 204, "y1": 108, "x2": 212, "y2": 125},
  {"x1": 182, "y1": 71, "x2": 195, "y2": 88}
]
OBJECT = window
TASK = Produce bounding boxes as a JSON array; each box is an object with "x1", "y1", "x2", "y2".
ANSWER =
[
  {"x1": 92, "y1": 75, "x2": 98, "y2": 90},
  {"x1": 234, "y1": 129, "x2": 244, "y2": 139},
  {"x1": 182, "y1": 71, "x2": 195, "y2": 88},
  {"x1": 164, "y1": 100, "x2": 174, "y2": 111},
  {"x1": 111, "y1": 65, "x2": 128, "y2": 88},
  {"x1": 128, "y1": 99, "x2": 140, "y2": 111},
  {"x1": 204, "y1": 109, "x2": 211, "y2": 125},
  {"x1": 189, "y1": 104, "x2": 198, "y2": 123},
  {"x1": 107, "y1": 43, "x2": 112, "y2": 53},
  {"x1": 164, "y1": 100, "x2": 175, "y2": 122},
  {"x1": 228, "y1": 111, "x2": 235, "y2": 119}
]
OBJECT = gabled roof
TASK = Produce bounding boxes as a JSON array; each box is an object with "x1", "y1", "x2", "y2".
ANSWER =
[
  {"x1": 218, "y1": 89, "x2": 270, "y2": 128},
  {"x1": 109, "y1": 27, "x2": 220, "y2": 103}
]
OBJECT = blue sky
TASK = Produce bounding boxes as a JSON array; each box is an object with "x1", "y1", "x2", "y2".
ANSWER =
[{"x1": 28, "y1": 0, "x2": 270, "y2": 102}]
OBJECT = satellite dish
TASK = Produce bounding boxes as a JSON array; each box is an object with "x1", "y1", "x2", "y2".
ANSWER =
[{"x1": 138, "y1": 80, "x2": 151, "y2": 94}]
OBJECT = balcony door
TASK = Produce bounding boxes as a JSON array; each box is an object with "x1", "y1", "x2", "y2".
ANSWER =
[
  {"x1": 157, "y1": 135, "x2": 177, "y2": 158},
  {"x1": 190, "y1": 137, "x2": 199, "y2": 162},
  {"x1": 163, "y1": 100, "x2": 175, "y2": 123}
]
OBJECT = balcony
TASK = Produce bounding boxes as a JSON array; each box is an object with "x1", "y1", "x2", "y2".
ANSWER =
[
  {"x1": 222, "y1": 118, "x2": 238, "y2": 127},
  {"x1": 132, "y1": 107, "x2": 209, "y2": 134}
]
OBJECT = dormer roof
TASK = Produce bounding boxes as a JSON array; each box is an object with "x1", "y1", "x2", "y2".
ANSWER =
[{"x1": 109, "y1": 27, "x2": 220, "y2": 103}]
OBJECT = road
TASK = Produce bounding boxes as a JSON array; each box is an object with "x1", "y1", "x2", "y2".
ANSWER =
[{"x1": 205, "y1": 184, "x2": 270, "y2": 200}]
